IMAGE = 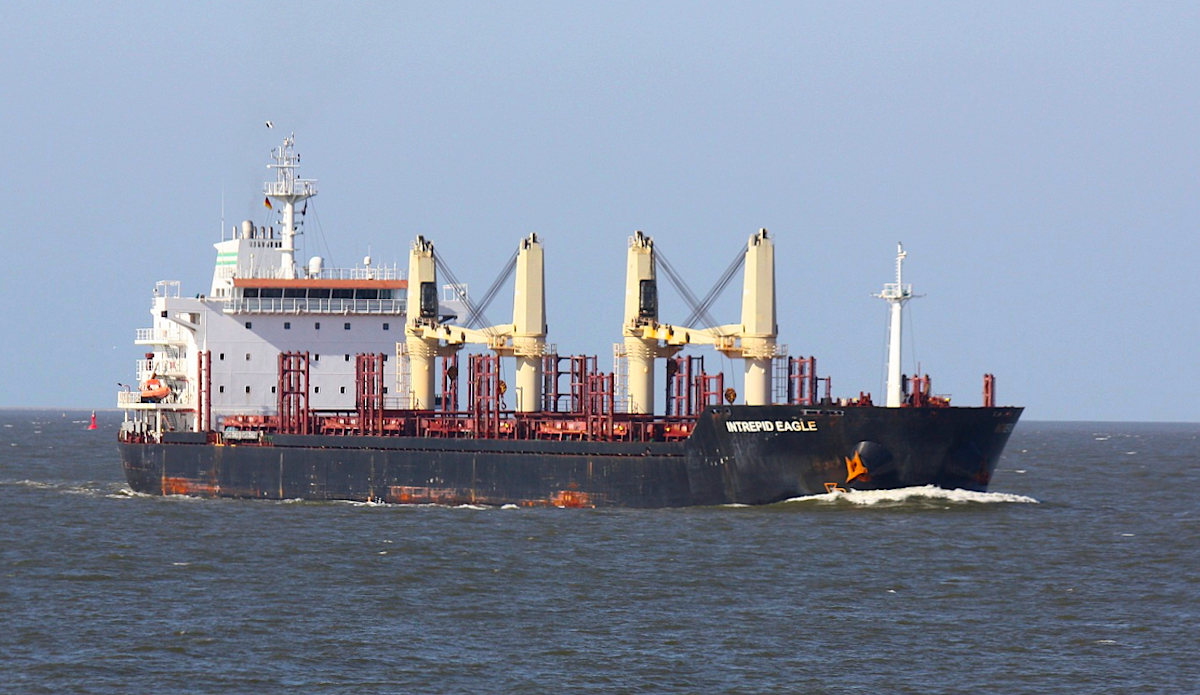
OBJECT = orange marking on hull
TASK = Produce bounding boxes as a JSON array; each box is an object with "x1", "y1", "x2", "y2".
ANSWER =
[
  {"x1": 161, "y1": 477, "x2": 220, "y2": 496},
  {"x1": 845, "y1": 451, "x2": 871, "y2": 483},
  {"x1": 549, "y1": 490, "x2": 595, "y2": 508},
  {"x1": 385, "y1": 486, "x2": 467, "y2": 505}
]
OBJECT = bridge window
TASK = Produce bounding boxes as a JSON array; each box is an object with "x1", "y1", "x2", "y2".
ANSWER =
[
  {"x1": 344, "y1": 322, "x2": 351, "y2": 330},
  {"x1": 244, "y1": 386, "x2": 250, "y2": 394},
  {"x1": 245, "y1": 322, "x2": 252, "y2": 329},
  {"x1": 315, "y1": 322, "x2": 321, "y2": 330},
  {"x1": 383, "y1": 322, "x2": 390, "y2": 330},
  {"x1": 284, "y1": 322, "x2": 291, "y2": 330},
  {"x1": 219, "y1": 386, "x2": 225, "y2": 393}
]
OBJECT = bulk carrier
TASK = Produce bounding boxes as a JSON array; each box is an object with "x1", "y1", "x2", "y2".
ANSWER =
[{"x1": 117, "y1": 134, "x2": 1022, "y2": 507}]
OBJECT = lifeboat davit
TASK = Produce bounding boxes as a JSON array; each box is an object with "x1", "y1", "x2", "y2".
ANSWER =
[{"x1": 141, "y1": 377, "x2": 170, "y2": 402}]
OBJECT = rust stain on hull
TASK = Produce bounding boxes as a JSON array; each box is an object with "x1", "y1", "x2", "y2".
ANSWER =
[{"x1": 161, "y1": 476, "x2": 220, "y2": 496}]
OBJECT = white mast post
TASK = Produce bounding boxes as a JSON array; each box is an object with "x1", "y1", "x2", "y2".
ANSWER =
[
  {"x1": 264, "y1": 133, "x2": 317, "y2": 279},
  {"x1": 876, "y1": 243, "x2": 916, "y2": 407}
]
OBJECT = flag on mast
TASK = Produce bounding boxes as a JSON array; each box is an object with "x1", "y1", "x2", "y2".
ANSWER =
[{"x1": 264, "y1": 197, "x2": 273, "y2": 209}]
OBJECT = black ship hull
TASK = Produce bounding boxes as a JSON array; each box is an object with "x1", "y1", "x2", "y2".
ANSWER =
[{"x1": 119, "y1": 406, "x2": 1022, "y2": 508}]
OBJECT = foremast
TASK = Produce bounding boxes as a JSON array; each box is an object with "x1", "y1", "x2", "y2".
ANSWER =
[
  {"x1": 875, "y1": 243, "x2": 916, "y2": 407},
  {"x1": 264, "y1": 134, "x2": 317, "y2": 279}
]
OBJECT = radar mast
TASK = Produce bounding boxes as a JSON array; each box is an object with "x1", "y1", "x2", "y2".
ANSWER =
[
  {"x1": 876, "y1": 243, "x2": 916, "y2": 407},
  {"x1": 264, "y1": 134, "x2": 317, "y2": 279}
]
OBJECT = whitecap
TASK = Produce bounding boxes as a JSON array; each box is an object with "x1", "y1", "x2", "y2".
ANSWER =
[
  {"x1": 781, "y1": 485, "x2": 1039, "y2": 506},
  {"x1": 11, "y1": 479, "x2": 55, "y2": 489}
]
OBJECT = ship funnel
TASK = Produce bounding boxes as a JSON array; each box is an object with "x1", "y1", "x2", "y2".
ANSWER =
[
  {"x1": 623, "y1": 230, "x2": 658, "y2": 414},
  {"x1": 740, "y1": 228, "x2": 777, "y2": 406},
  {"x1": 405, "y1": 236, "x2": 439, "y2": 409},
  {"x1": 512, "y1": 233, "x2": 546, "y2": 412}
]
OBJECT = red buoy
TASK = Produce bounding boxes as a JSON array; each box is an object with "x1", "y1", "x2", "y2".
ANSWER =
[{"x1": 88, "y1": 411, "x2": 98, "y2": 430}]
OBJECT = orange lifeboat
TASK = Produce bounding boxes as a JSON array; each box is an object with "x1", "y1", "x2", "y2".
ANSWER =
[{"x1": 141, "y1": 375, "x2": 170, "y2": 402}]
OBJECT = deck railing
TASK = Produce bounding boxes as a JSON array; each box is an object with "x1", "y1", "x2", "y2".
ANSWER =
[{"x1": 224, "y1": 297, "x2": 406, "y2": 315}]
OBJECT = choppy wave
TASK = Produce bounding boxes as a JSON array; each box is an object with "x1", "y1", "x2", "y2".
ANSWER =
[
  {"x1": 780, "y1": 484, "x2": 1039, "y2": 506},
  {"x1": 5, "y1": 479, "x2": 120, "y2": 498}
]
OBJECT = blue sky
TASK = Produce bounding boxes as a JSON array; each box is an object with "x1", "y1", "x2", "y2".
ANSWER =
[{"x1": 2, "y1": 1, "x2": 1197, "y2": 421}]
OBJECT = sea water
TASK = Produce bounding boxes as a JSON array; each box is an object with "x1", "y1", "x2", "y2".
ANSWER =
[{"x1": 1, "y1": 410, "x2": 1196, "y2": 693}]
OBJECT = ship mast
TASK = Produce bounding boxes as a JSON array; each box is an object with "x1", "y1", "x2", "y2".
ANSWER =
[
  {"x1": 264, "y1": 134, "x2": 317, "y2": 279},
  {"x1": 876, "y1": 243, "x2": 915, "y2": 407}
]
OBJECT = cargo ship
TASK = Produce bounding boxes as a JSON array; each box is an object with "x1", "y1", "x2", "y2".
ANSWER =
[{"x1": 117, "y1": 134, "x2": 1022, "y2": 507}]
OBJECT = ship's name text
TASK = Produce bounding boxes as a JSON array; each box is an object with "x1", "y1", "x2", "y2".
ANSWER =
[{"x1": 726, "y1": 419, "x2": 818, "y2": 433}]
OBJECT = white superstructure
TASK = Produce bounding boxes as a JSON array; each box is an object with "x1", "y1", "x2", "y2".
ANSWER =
[{"x1": 119, "y1": 134, "x2": 464, "y2": 432}]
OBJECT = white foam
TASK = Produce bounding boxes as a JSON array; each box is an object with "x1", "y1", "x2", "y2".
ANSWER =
[
  {"x1": 500, "y1": 504, "x2": 519, "y2": 510},
  {"x1": 11, "y1": 479, "x2": 55, "y2": 489},
  {"x1": 330, "y1": 499, "x2": 388, "y2": 507},
  {"x1": 59, "y1": 485, "x2": 104, "y2": 497},
  {"x1": 782, "y1": 485, "x2": 1039, "y2": 506}
]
